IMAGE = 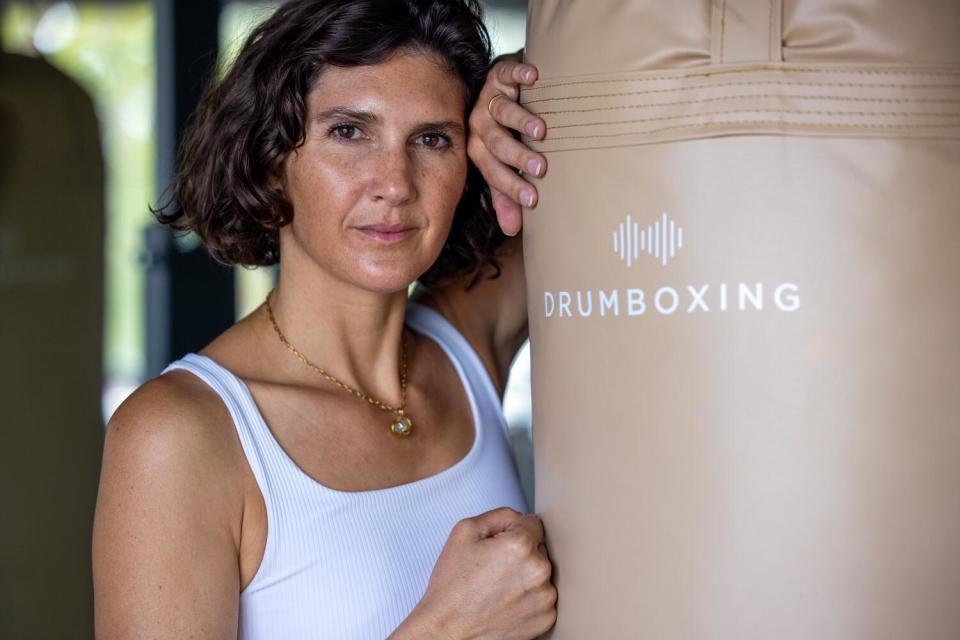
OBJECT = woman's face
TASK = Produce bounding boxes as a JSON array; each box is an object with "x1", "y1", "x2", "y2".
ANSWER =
[{"x1": 279, "y1": 52, "x2": 469, "y2": 294}]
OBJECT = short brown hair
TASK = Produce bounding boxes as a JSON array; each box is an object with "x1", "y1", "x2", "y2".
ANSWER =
[{"x1": 155, "y1": 0, "x2": 505, "y2": 287}]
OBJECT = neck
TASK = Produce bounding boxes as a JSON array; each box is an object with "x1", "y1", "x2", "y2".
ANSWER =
[{"x1": 264, "y1": 264, "x2": 411, "y2": 407}]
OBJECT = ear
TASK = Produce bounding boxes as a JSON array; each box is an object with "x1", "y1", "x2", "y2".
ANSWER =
[{"x1": 268, "y1": 168, "x2": 286, "y2": 194}]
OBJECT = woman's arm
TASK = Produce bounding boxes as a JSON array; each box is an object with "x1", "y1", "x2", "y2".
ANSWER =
[
  {"x1": 468, "y1": 52, "x2": 546, "y2": 236},
  {"x1": 389, "y1": 508, "x2": 557, "y2": 640},
  {"x1": 413, "y1": 232, "x2": 527, "y2": 397},
  {"x1": 414, "y1": 56, "x2": 546, "y2": 394},
  {"x1": 92, "y1": 374, "x2": 244, "y2": 639}
]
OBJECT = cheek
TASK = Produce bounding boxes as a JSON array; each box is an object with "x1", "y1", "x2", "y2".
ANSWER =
[
  {"x1": 425, "y1": 154, "x2": 469, "y2": 220},
  {"x1": 287, "y1": 157, "x2": 361, "y2": 228}
]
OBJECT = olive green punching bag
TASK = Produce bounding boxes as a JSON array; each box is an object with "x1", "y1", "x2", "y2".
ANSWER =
[{"x1": 0, "y1": 53, "x2": 104, "y2": 639}]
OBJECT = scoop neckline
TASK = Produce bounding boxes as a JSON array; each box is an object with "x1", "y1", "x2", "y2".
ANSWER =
[{"x1": 183, "y1": 316, "x2": 483, "y2": 499}]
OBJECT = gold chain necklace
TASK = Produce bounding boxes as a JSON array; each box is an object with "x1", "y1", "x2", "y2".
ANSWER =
[{"x1": 264, "y1": 294, "x2": 414, "y2": 438}]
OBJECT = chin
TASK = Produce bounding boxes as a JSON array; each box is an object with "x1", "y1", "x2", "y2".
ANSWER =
[{"x1": 346, "y1": 262, "x2": 430, "y2": 295}]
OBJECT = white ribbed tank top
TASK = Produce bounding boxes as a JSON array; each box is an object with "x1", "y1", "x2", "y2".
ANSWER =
[{"x1": 163, "y1": 303, "x2": 528, "y2": 640}]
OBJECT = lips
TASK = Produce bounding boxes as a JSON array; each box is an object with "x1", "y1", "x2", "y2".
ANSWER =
[{"x1": 355, "y1": 222, "x2": 417, "y2": 244}]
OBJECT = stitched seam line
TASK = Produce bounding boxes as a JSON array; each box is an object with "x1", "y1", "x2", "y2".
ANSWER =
[
  {"x1": 530, "y1": 121, "x2": 960, "y2": 143},
  {"x1": 768, "y1": 0, "x2": 775, "y2": 61},
  {"x1": 547, "y1": 109, "x2": 960, "y2": 130},
  {"x1": 522, "y1": 80, "x2": 960, "y2": 106},
  {"x1": 535, "y1": 94, "x2": 960, "y2": 116},
  {"x1": 719, "y1": 0, "x2": 727, "y2": 64},
  {"x1": 522, "y1": 66, "x2": 960, "y2": 93}
]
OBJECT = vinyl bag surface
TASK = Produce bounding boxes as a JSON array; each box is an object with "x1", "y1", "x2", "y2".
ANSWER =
[{"x1": 521, "y1": 1, "x2": 960, "y2": 637}]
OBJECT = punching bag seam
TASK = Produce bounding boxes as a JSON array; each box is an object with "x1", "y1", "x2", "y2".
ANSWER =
[
  {"x1": 768, "y1": 0, "x2": 775, "y2": 62},
  {"x1": 532, "y1": 120, "x2": 960, "y2": 144},
  {"x1": 521, "y1": 63, "x2": 960, "y2": 149},
  {"x1": 545, "y1": 108, "x2": 960, "y2": 130},
  {"x1": 523, "y1": 81, "x2": 959, "y2": 107},
  {"x1": 523, "y1": 67, "x2": 960, "y2": 93},
  {"x1": 720, "y1": 0, "x2": 728, "y2": 64},
  {"x1": 533, "y1": 95, "x2": 960, "y2": 116}
]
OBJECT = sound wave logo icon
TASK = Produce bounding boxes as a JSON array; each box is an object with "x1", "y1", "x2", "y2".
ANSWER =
[{"x1": 612, "y1": 212, "x2": 684, "y2": 267}]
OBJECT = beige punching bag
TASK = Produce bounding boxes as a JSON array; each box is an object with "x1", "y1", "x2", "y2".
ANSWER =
[{"x1": 521, "y1": 1, "x2": 960, "y2": 638}]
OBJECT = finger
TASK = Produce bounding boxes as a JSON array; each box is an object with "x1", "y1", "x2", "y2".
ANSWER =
[
  {"x1": 475, "y1": 153, "x2": 538, "y2": 211},
  {"x1": 481, "y1": 125, "x2": 546, "y2": 176},
  {"x1": 467, "y1": 506, "x2": 524, "y2": 539},
  {"x1": 524, "y1": 555, "x2": 554, "y2": 590},
  {"x1": 483, "y1": 62, "x2": 539, "y2": 105},
  {"x1": 492, "y1": 188, "x2": 522, "y2": 237},
  {"x1": 506, "y1": 513, "x2": 545, "y2": 543},
  {"x1": 493, "y1": 60, "x2": 539, "y2": 89},
  {"x1": 533, "y1": 607, "x2": 559, "y2": 638},
  {"x1": 487, "y1": 95, "x2": 546, "y2": 142}
]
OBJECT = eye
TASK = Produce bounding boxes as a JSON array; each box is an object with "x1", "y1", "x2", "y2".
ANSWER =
[
  {"x1": 330, "y1": 124, "x2": 363, "y2": 141},
  {"x1": 417, "y1": 132, "x2": 451, "y2": 149}
]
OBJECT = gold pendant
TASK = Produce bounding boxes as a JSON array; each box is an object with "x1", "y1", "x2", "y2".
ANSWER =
[{"x1": 391, "y1": 412, "x2": 413, "y2": 438}]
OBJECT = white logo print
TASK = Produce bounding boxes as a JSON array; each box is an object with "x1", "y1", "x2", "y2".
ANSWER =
[
  {"x1": 612, "y1": 212, "x2": 683, "y2": 267},
  {"x1": 543, "y1": 211, "x2": 802, "y2": 320}
]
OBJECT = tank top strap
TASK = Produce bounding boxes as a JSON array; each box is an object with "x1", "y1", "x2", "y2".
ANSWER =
[
  {"x1": 404, "y1": 302, "x2": 509, "y2": 440},
  {"x1": 162, "y1": 353, "x2": 283, "y2": 512}
]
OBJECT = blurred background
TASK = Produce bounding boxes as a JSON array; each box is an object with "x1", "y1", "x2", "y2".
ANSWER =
[{"x1": 0, "y1": 0, "x2": 530, "y2": 637}]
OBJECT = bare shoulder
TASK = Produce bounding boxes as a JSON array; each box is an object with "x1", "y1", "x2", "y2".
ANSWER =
[
  {"x1": 94, "y1": 371, "x2": 244, "y2": 638},
  {"x1": 99, "y1": 368, "x2": 247, "y2": 526},
  {"x1": 104, "y1": 369, "x2": 237, "y2": 471}
]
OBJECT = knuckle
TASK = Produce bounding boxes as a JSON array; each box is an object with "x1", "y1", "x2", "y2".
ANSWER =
[
  {"x1": 492, "y1": 506, "x2": 520, "y2": 519},
  {"x1": 544, "y1": 607, "x2": 559, "y2": 629},
  {"x1": 535, "y1": 556, "x2": 554, "y2": 582},
  {"x1": 545, "y1": 584, "x2": 558, "y2": 607},
  {"x1": 467, "y1": 109, "x2": 481, "y2": 129},
  {"x1": 469, "y1": 104, "x2": 489, "y2": 127},
  {"x1": 505, "y1": 533, "x2": 534, "y2": 558},
  {"x1": 525, "y1": 556, "x2": 552, "y2": 587},
  {"x1": 505, "y1": 138, "x2": 526, "y2": 166},
  {"x1": 466, "y1": 136, "x2": 484, "y2": 160},
  {"x1": 451, "y1": 517, "x2": 476, "y2": 537},
  {"x1": 487, "y1": 133, "x2": 509, "y2": 160},
  {"x1": 510, "y1": 142, "x2": 537, "y2": 172},
  {"x1": 530, "y1": 602, "x2": 558, "y2": 637},
  {"x1": 528, "y1": 516, "x2": 545, "y2": 536}
]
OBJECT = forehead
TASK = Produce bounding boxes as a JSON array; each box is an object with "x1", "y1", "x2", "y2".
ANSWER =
[{"x1": 307, "y1": 52, "x2": 466, "y2": 122}]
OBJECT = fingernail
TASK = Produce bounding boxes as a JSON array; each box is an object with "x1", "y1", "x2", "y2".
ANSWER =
[
  {"x1": 521, "y1": 189, "x2": 536, "y2": 208},
  {"x1": 525, "y1": 122, "x2": 541, "y2": 138},
  {"x1": 526, "y1": 158, "x2": 542, "y2": 176},
  {"x1": 522, "y1": 68, "x2": 534, "y2": 83}
]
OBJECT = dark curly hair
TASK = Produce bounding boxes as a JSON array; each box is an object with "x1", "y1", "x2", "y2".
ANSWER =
[{"x1": 155, "y1": 0, "x2": 505, "y2": 287}]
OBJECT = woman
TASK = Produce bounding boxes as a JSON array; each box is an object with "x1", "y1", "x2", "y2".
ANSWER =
[{"x1": 92, "y1": 1, "x2": 552, "y2": 638}]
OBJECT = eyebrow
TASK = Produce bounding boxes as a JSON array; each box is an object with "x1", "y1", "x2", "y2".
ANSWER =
[
  {"x1": 410, "y1": 120, "x2": 465, "y2": 137},
  {"x1": 314, "y1": 107, "x2": 464, "y2": 137},
  {"x1": 314, "y1": 107, "x2": 380, "y2": 125}
]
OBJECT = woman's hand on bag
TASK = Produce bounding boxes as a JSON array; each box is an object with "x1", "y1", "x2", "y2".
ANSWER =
[
  {"x1": 392, "y1": 507, "x2": 558, "y2": 640},
  {"x1": 468, "y1": 55, "x2": 547, "y2": 237}
]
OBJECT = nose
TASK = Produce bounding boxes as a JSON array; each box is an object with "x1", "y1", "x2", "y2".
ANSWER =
[{"x1": 369, "y1": 145, "x2": 417, "y2": 207}]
